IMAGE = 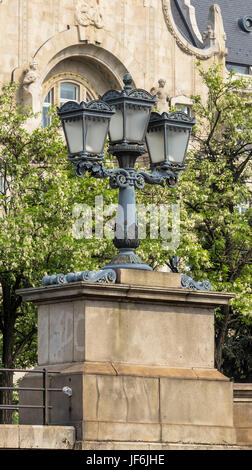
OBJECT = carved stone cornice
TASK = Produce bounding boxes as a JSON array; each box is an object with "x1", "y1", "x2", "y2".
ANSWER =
[{"x1": 161, "y1": 0, "x2": 215, "y2": 60}]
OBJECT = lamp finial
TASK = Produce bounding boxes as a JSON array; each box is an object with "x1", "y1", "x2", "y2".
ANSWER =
[{"x1": 123, "y1": 73, "x2": 133, "y2": 94}]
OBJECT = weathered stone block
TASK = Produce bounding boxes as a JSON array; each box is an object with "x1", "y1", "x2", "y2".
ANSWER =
[
  {"x1": 160, "y1": 378, "x2": 233, "y2": 427},
  {"x1": 38, "y1": 300, "x2": 85, "y2": 365},
  {"x1": 161, "y1": 423, "x2": 236, "y2": 445},
  {"x1": 19, "y1": 425, "x2": 75, "y2": 449},
  {"x1": 83, "y1": 374, "x2": 159, "y2": 423},
  {"x1": 85, "y1": 300, "x2": 214, "y2": 368},
  {"x1": 234, "y1": 402, "x2": 252, "y2": 428},
  {"x1": 82, "y1": 421, "x2": 161, "y2": 442},
  {"x1": 0, "y1": 425, "x2": 19, "y2": 448},
  {"x1": 116, "y1": 269, "x2": 181, "y2": 288}
]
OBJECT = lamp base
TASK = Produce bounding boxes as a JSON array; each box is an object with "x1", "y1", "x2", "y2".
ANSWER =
[{"x1": 102, "y1": 249, "x2": 153, "y2": 271}]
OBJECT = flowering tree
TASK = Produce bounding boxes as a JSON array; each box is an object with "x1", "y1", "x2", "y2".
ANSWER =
[
  {"x1": 0, "y1": 83, "x2": 116, "y2": 422},
  {"x1": 177, "y1": 64, "x2": 252, "y2": 379},
  {"x1": 0, "y1": 63, "x2": 251, "y2": 424}
]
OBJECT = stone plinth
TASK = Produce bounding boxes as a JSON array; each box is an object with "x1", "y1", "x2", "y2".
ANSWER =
[
  {"x1": 17, "y1": 269, "x2": 237, "y2": 447},
  {"x1": 0, "y1": 425, "x2": 75, "y2": 449},
  {"x1": 233, "y1": 384, "x2": 252, "y2": 445}
]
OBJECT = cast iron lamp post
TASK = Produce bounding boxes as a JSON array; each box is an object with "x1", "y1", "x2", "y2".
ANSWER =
[
  {"x1": 43, "y1": 74, "x2": 207, "y2": 286},
  {"x1": 57, "y1": 74, "x2": 195, "y2": 272}
]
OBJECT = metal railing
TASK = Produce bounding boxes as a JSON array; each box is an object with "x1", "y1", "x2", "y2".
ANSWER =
[{"x1": 0, "y1": 368, "x2": 65, "y2": 425}]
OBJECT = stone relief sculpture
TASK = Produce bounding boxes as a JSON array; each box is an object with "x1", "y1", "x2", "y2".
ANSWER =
[
  {"x1": 22, "y1": 60, "x2": 42, "y2": 118},
  {"x1": 202, "y1": 4, "x2": 227, "y2": 57},
  {"x1": 150, "y1": 78, "x2": 170, "y2": 112},
  {"x1": 76, "y1": 0, "x2": 103, "y2": 29},
  {"x1": 23, "y1": 61, "x2": 38, "y2": 92}
]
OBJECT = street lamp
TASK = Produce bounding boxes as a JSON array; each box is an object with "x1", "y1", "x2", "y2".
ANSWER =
[
  {"x1": 56, "y1": 74, "x2": 195, "y2": 273},
  {"x1": 57, "y1": 99, "x2": 115, "y2": 161},
  {"x1": 146, "y1": 111, "x2": 195, "y2": 169}
]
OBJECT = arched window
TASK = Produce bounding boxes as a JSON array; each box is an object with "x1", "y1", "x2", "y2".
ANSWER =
[
  {"x1": 42, "y1": 89, "x2": 53, "y2": 128},
  {"x1": 60, "y1": 82, "x2": 79, "y2": 105},
  {"x1": 42, "y1": 81, "x2": 94, "y2": 127}
]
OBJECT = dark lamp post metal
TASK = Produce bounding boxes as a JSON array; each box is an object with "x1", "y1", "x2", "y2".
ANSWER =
[{"x1": 48, "y1": 74, "x2": 201, "y2": 284}]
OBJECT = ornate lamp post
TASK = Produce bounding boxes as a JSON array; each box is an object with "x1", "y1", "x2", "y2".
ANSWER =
[{"x1": 43, "y1": 74, "x2": 200, "y2": 285}]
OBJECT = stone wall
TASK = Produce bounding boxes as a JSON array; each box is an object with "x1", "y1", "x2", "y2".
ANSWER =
[
  {"x1": 0, "y1": 424, "x2": 75, "y2": 449},
  {"x1": 0, "y1": 1, "x2": 227, "y2": 116}
]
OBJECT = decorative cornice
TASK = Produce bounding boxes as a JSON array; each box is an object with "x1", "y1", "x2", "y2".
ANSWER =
[
  {"x1": 161, "y1": 0, "x2": 215, "y2": 60},
  {"x1": 16, "y1": 282, "x2": 235, "y2": 308}
]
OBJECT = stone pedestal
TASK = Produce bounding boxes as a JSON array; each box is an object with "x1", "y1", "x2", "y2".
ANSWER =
[
  {"x1": 233, "y1": 384, "x2": 252, "y2": 445},
  {"x1": 17, "y1": 269, "x2": 237, "y2": 448}
]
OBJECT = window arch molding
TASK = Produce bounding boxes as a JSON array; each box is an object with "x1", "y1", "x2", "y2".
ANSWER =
[
  {"x1": 42, "y1": 71, "x2": 98, "y2": 103},
  {"x1": 42, "y1": 72, "x2": 98, "y2": 127}
]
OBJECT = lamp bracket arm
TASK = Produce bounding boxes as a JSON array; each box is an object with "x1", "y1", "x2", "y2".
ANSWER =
[
  {"x1": 72, "y1": 157, "x2": 180, "y2": 189},
  {"x1": 137, "y1": 167, "x2": 178, "y2": 188},
  {"x1": 72, "y1": 158, "x2": 136, "y2": 189}
]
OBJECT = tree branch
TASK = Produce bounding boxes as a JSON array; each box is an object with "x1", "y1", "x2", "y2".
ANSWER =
[{"x1": 12, "y1": 327, "x2": 37, "y2": 363}]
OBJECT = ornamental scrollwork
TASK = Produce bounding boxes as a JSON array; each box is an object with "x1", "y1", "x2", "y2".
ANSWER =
[
  {"x1": 150, "y1": 111, "x2": 195, "y2": 124},
  {"x1": 101, "y1": 90, "x2": 121, "y2": 101},
  {"x1": 181, "y1": 274, "x2": 212, "y2": 291},
  {"x1": 58, "y1": 101, "x2": 83, "y2": 113},
  {"x1": 128, "y1": 89, "x2": 155, "y2": 100},
  {"x1": 72, "y1": 157, "x2": 179, "y2": 189},
  {"x1": 161, "y1": 0, "x2": 213, "y2": 60},
  {"x1": 42, "y1": 269, "x2": 117, "y2": 286},
  {"x1": 87, "y1": 100, "x2": 113, "y2": 111},
  {"x1": 164, "y1": 111, "x2": 195, "y2": 123},
  {"x1": 59, "y1": 100, "x2": 111, "y2": 114}
]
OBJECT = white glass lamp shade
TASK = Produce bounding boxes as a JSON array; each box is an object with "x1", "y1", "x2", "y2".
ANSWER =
[
  {"x1": 108, "y1": 107, "x2": 124, "y2": 142},
  {"x1": 146, "y1": 111, "x2": 195, "y2": 166},
  {"x1": 58, "y1": 99, "x2": 114, "y2": 157},
  {"x1": 101, "y1": 85, "x2": 156, "y2": 146},
  {"x1": 125, "y1": 105, "x2": 150, "y2": 142},
  {"x1": 64, "y1": 119, "x2": 84, "y2": 155},
  {"x1": 146, "y1": 127, "x2": 165, "y2": 164},
  {"x1": 85, "y1": 116, "x2": 110, "y2": 155},
  {"x1": 166, "y1": 127, "x2": 190, "y2": 165}
]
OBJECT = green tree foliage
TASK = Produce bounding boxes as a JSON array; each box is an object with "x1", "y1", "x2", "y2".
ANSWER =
[
  {"x1": 176, "y1": 64, "x2": 252, "y2": 378},
  {"x1": 0, "y1": 61, "x2": 251, "y2": 425},
  {"x1": 135, "y1": 64, "x2": 252, "y2": 380},
  {"x1": 0, "y1": 83, "x2": 117, "y2": 421}
]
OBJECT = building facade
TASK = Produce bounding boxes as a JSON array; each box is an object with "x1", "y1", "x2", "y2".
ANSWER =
[{"x1": 0, "y1": 0, "x2": 237, "y2": 125}]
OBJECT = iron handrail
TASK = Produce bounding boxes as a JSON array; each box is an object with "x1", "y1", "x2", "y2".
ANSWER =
[{"x1": 0, "y1": 368, "x2": 63, "y2": 425}]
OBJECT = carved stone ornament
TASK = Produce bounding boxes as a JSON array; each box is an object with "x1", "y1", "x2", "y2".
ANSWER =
[
  {"x1": 150, "y1": 78, "x2": 170, "y2": 112},
  {"x1": 23, "y1": 61, "x2": 38, "y2": 91},
  {"x1": 76, "y1": 0, "x2": 103, "y2": 29},
  {"x1": 161, "y1": 0, "x2": 214, "y2": 60}
]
